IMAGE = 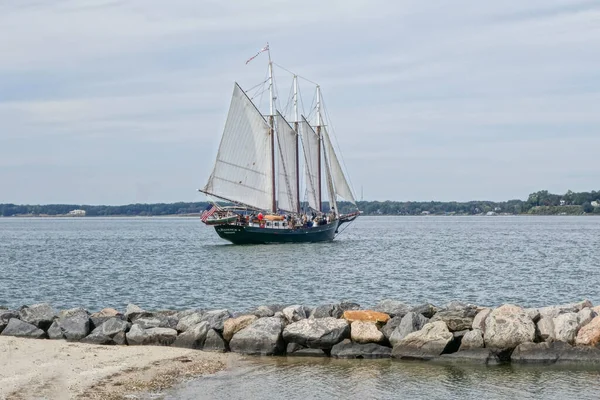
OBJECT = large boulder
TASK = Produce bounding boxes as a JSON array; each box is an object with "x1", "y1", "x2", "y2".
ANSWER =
[
  {"x1": 282, "y1": 305, "x2": 309, "y2": 323},
  {"x1": 18, "y1": 304, "x2": 55, "y2": 330},
  {"x1": 47, "y1": 321, "x2": 64, "y2": 339},
  {"x1": 553, "y1": 313, "x2": 579, "y2": 344},
  {"x1": 350, "y1": 321, "x2": 385, "y2": 344},
  {"x1": 536, "y1": 300, "x2": 593, "y2": 320},
  {"x1": 200, "y1": 309, "x2": 232, "y2": 332},
  {"x1": 286, "y1": 343, "x2": 327, "y2": 357},
  {"x1": 57, "y1": 308, "x2": 90, "y2": 341},
  {"x1": 0, "y1": 318, "x2": 46, "y2": 338},
  {"x1": 0, "y1": 310, "x2": 18, "y2": 334},
  {"x1": 172, "y1": 321, "x2": 210, "y2": 349},
  {"x1": 577, "y1": 308, "x2": 596, "y2": 328},
  {"x1": 82, "y1": 317, "x2": 132, "y2": 345},
  {"x1": 380, "y1": 316, "x2": 403, "y2": 340},
  {"x1": 125, "y1": 324, "x2": 177, "y2": 346},
  {"x1": 90, "y1": 308, "x2": 123, "y2": 329},
  {"x1": 223, "y1": 315, "x2": 258, "y2": 342},
  {"x1": 339, "y1": 301, "x2": 361, "y2": 312},
  {"x1": 229, "y1": 317, "x2": 285, "y2": 355},
  {"x1": 373, "y1": 299, "x2": 411, "y2": 318},
  {"x1": 125, "y1": 304, "x2": 152, "y2": 322},
  {"x1": 203, "y1": 329, "x2": 227, "y2": 352},
  {"x1": 391, "y1": 321, "x2": 453, "y2": 360},
  {"x1": 251, "y1": 306, "x2": 275, "y2": 318},
  {"x1": 484, "y1": 304, "x2": 535, "y2": 350},
  {"x1": 134, "y1": 315, "x2": 177, "y2": 330},
  {"x1": 512, "y1": 341, "x2": 600, "y2": 364},
  {"x1": 459, "y1": 329, "x2": 484, "y2": 350},
  {"x1": 536, "y1": 317, "x2": 555, "y2": 342},
  {"x1": 411, "y1": 303, "x2": 438, "y2": 319},
  {"x1": 331, "y1": 339, "x2": 391, "y2": 359},
  {"x1": 430, "y1": 309, "x2": 476, "y2": 332},
  {"x1": 575, "y1": 315, "x2": 600, "y2": 346},
  {"x1": 310, "y1": 304, "x2": 343, "y2": 319},
  {"x1": 283, "y1": 317, "x2": 349, "y2": 349},
  {"x1": 472, "y1": 308, "x2": 491, "y2": 332},
  {"x1": 389, "y1": 312, "x2": 429, "y2": 347},
  {"x1": 343, "y1": 310, "x2": 390, "y2": 324},
  {"x1": 176, "y1": 312, "x2": 205, "y2": 333}
]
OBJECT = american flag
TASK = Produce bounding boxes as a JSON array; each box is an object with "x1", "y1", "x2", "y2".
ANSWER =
[
  {"x1": 201, "y1": 205, "x2": 217, "y2": 222},
  {"x1": 245, "y1": 43, "x2": 269, "y2": 64}
]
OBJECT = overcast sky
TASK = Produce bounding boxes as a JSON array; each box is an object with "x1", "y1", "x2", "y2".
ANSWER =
[{"x1": 1, "y1": 0, "x2": 598, "y2": 205}]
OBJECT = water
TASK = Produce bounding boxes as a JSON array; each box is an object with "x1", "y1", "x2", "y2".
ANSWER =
[
  {"x1": 2, "y1": 216, "x2": 599, "y2": 399},
  {"x1": 0, "y1": 216, "x2": 599, "y2": 311}
]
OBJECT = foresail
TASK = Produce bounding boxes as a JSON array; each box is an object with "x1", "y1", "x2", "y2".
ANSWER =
[
  {"x1": 323, "y1": 127, "x2": 356, "y2": 205},
  {"x1": 275, "y1": 112, "x2": 298, "y2": 213},
  {"x1": 300, "y1": 117, "x2": 320, "y2": 211},
  {"x1": 203, "y1": 83, "x2": 273, "y2": 210},
  {"x1": 321, "y1": 135, "x2": 337, "y2": 214}
]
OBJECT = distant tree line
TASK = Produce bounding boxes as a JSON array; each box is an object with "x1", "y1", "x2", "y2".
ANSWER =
[{"x1": 1, "y1": 190, "x2": 599, "y2": 217}]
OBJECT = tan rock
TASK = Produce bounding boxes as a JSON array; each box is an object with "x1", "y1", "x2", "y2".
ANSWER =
[
  {"x1": 91, "y1": 308, "x2": 121, "y2": 318},
  {"x1": 350, "y1": 321, "x2": 385, "y2": 344},
  {"x1": 223, "y1": 315, "x2": 258, "y2": 342},
  {"x1": 484, "y1": 304, "x2": 535, "y2": 350},
  {"x1": 343, "y1": 310, "x2": 390, "y2": 324},
  {"x1": 472, "y1": 308, "x2": 491, "y2": 332},
  {"x1": 575, "y1": 315, "x2": 600, "y2": 346}
]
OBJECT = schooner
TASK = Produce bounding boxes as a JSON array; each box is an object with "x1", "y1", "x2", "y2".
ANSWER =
[{"x1": 199, "y1": 45, "x2": 359, "y2": 244}]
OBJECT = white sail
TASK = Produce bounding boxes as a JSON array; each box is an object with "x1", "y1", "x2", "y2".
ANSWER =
[
  {"x1": 323, "y1": 127, "x2": 356, "y2": 205},
  {"x1": 321, "y1": 136, "x2": 337, "y2": 214},
  {"x1": 275, "y1": 112, "x2": 298, "y2": 213},
  {"x1": 300, "y1": 117, "x2": 320, "y2": 211},
  {"x1": 203, "y1": 83, "x2": 273, "y2": 210}
]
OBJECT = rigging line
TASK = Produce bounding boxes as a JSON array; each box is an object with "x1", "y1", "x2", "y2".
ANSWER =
[
  {"x1": 334, "y1": 218, "x2": 356, "y2": 238},
  {"x1": 321, "y1": 94, "x2": 358, "y2": 201},
  {"x1": 246, "y1": 77, "x2": 270, "y2": 95},
  {"x1": 272, "y1": 62, "x2": 320, "y2": 86}
]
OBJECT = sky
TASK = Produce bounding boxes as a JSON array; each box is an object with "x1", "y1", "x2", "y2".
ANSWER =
[{"x1": 0, "y1": 0, "x2": 599, "y2": 205}]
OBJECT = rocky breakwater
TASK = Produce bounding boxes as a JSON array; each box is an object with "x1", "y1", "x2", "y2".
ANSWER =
[{"x1": 2, "y1": 299, "x2": 600, "y2": 366}]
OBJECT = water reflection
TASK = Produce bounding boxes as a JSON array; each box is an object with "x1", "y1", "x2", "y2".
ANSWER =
[{"x1": 168, "y1": 356, "x2": 600, "y2": 400}]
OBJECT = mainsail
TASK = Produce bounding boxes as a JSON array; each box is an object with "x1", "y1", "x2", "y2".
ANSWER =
[
  {"x1": 323, "y1": 126, "x2": 356, "y2": 205},
  {"x1": 275, "y1": 112, "x2": 298, "y2": 213},
  {"x1": 321, "y1": 134, "x2": 337, "y2": 214},
  {"x1": 203, "y1": 83, "x2": 273, "y2": 210},
  {"x1": 300, "y1": 117, "x2": 320, "y2": 211}
]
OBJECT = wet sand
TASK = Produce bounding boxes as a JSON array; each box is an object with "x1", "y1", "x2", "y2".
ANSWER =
[{"x1": 0, "y1": 337, "x2": 236, "y2": 400}]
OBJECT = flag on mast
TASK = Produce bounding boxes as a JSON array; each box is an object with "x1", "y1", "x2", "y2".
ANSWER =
[{"x1": 245, "y1": 44, "x2": 269, "y2": 64}]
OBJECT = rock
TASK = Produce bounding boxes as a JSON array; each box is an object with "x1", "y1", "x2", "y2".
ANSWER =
[
  {"x1": 176, "y1": 312, "x2": 205, "y2": 333},
  {"x1": 0, "y1": 318, "x2": 46, "y2": 338},
  {"x1": 125, "y1": 304, "x2": 152, "y2": 322},
  {"x1": 511, "y1": 342, "x2": 569, "y2": 364},
  {"x1": 343, "y1": 310, "x2": 390, "y2": 324},
  {"x1": 459, "y1": 329, "x2": 484, "y2": 350},
  {"x1": 331, "y1": 339, "x2": 392, "y2": 359},
  {"x1": 536, "y1": 300, "x2": 593, "y2": 320},
  {"x1": 484, "y1": 304, "x2": 535, "y2": 350},
  {"x1": 223, "y1": 315, "x2": 258, "y2": 342},
  {"x1": 252, "y1": 306, "x2": 275, "y2": 318},
  {"x1": 203, "y1": 329, "x2": 227, "y2": 352},
  {"x1": 380, "y1": 316, "x2": 403, "y2": 340},
  {"x1": 339, "y1": 301, "x2": 361, "y2": 312},
  {"x1": 351, "y1": 321, "x2": 385, "y2": 344},
  {"x1": 577, "y1": 308, "x2": 596, "y2": 328},
  {"x1": 18, "y1": 303, "x2": 55, "y2": 330},
  {"x1": 229, "y1": 317, "x2": 285, "y2": 355},
  {"x1": 438, "y1": 349, "x2": 502, "y2": 365},
  {"x1": 200, "y1": 309, "x2": 232, "y2": 332},
  {"x1": 430, "y1": 309, "x2": 476, "y2": 332},
  {"x1": 113, "y1": 331, "x2": 127, "y2": 345},
  {"x1": 172, "y1": 321, "x2": 210, "y2": 349},
  {"x1": 0, "y1": 310, "x2": 18, "y2": 334},
  {"x1": 593, "y1": 305, "x2": 600, "y2": 315},
  {"x1": 444, "y1": 300, "x2": 476, "y2": 311},
  {"x1": 82, "y1": 330, "x2": 114, "y2": 345},
  {"x1": 286, "y1": 343, "x2": 327, "y2": 357},
  {"x1": 47, "y1": 321, "x2": 64, "y2": 340},
  {"x1": 472, "y1": 308, "x2": 491, "y2": 332},
  {"x1": 553, "y1": 313, "x2": 579, "y2": 344},
  {"x1": 90, "y1": 308, "x2": 123, "y2": 328},
  {"x1": 310, "y1": 304, "x2": 343, "y2": 319},
  {"x1": 134, "y1": 315, "x2": 177, "y2": 330},
  {"x1": 391, "y1": 321, "x2": 453, "y2": 360},
  {"x1": 453, "y1": 329, "x2": 469, "y2": 339},
  {"x1": 283, "y1": 317, "x2": 349, "y2": 349},
  {"x1": 411, "y1": 303, "x2": 438, "y2": 319},
  {"x1": 373, "y1": 299, "x2": 411, "y2": 318},
  {"x1": 282, "y1": 305, "x2": 309, "y2": 323},
  {"x1": 57, "y1": 308, "x2": 90, "y2": 341},
  {"x1": 557, "y1": 346, "x2": 600, "y2": 364},
  {"x1": 525, "y1": 308, "x2": 541, "y2": 323},
  {"x1": 389, "y1": 312, "x2": 429, "y2": 347},
  {"x1": 536, "y1": 317, "x2": 555, "y2": 342},
  {"x1": 97, "y1": 317, "x2": 131, "y2": 338},
  {"x1": 575, "y1": 315, "x2": 600, "y2": 346},
  {"x1": 125, "y1": 324, "x2": 177, "y2": 346}
]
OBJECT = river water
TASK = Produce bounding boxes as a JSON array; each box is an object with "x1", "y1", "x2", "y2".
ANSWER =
[{"x1": 1, "y1": 216, "x2": 599, "y2": 399}]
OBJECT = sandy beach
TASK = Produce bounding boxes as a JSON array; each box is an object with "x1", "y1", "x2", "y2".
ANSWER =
[{"x1": 0, "y1": 337, "x2": 236, "y2": 400}]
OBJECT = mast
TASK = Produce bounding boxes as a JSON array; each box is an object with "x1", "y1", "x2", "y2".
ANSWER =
[
  {"x1": 316, "y1": 85, "x2": 322, "y2": 213},
  {"x1": 293, "y1": 75, "x2": 300, "y2": 214},
  {"x1": 268, "y1": 45, "x2": 276, "y2": 213}
]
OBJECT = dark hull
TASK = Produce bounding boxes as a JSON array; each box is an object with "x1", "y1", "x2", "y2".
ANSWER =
[{"x1": 214, "y1": 221, "x2": 339, "y2": 244}]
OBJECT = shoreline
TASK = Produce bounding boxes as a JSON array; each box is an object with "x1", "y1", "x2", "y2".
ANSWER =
[{"x1": 0, "y1": 337, "x2": 235, "y2": 400}]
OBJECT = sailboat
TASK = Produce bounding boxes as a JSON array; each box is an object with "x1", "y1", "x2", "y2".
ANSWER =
[{"x1": 198, "y1": 45, "x2": 359, "y2": 244}]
